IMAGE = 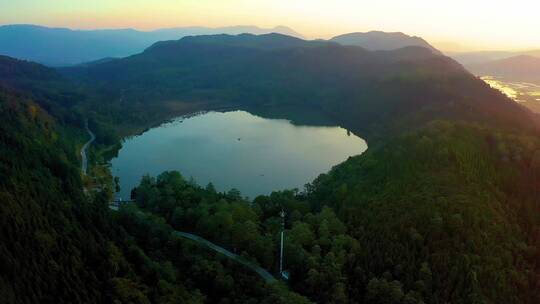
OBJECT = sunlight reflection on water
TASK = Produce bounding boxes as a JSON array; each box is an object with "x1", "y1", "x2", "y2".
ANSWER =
[
  {"x1": 481, "y1": 76, "x2": 519, "y2": 100},
  {"x1": 481, "y1": 76, "x2": 540, "y2": 104}
]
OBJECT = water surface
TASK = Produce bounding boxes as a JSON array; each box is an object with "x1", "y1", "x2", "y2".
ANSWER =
[
  {"x1": 482, "y1": 76, "x2": 540, "y2": 103},
  {"x1": 111, "y1": 110, "x2": 367, "y2": 199}
]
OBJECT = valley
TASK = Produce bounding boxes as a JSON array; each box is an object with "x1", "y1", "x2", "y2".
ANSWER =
[{"x1": 1, "y1": 24, "x2": 540, "y2": 304}]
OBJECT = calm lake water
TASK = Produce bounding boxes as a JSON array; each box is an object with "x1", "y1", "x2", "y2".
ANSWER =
[{"x1": 111, "y1": 110, "x2": 367, "y2": 199}]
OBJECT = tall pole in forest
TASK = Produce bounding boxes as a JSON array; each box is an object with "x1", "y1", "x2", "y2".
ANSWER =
[{"x1": 279, "y1": 209, "x2": 285, "y2": 277}]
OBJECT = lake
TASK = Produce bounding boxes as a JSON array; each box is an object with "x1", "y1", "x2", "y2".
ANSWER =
[{"x1": 111, "y1": 110, "x2": 367, "y2": 199}]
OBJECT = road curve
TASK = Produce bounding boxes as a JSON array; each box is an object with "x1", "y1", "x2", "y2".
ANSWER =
[
  {"x1": 81, "y1": 121, "x2": 96, "y2": 175},
  {"x1": 174, "y1": 231, "x2": 277, "y2": 283}
]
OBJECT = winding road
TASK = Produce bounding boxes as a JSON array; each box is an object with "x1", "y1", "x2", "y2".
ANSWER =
[
  {"x1": 174, "y1": 231, "x2": 277, "y2": 283},
  {"x1": 81, "y1": 120, "x2": 95, "y2": 175}
]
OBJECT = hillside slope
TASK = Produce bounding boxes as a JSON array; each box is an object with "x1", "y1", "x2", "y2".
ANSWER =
[
  {"x1": 304, "y1": 122, "x2": 540, "y2": 303},
  {"x1": 0, "y1": 57, "x2": 309, "y2": 303},
  {"x1": 0, "y1": 86, "x2": 114, "y2": 302},
  {"x1": 64, "y1": 33, "x2": 539, "y2": 139}
]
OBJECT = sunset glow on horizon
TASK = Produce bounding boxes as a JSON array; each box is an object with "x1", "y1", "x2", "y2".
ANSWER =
[{"x1": 2, "y1": 0, "x2": 540, "y2": 51}]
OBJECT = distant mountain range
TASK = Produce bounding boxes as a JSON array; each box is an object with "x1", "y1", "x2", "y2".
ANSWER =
[
  {"x1": 448, "y1": 49, "x2": 540, "y2": 65},
  {"x1": 0, "y1": 25, "x2": 444, "y2": 66},
  {"x1": 330, "y1": 31, "x2": 441, "y2": 54},
  {"x1": 466, "y1": 55, "x2": 540, "y2": 84},
  {"x1": 0, "y1": 24, "x2": 303, "y2": 66}
]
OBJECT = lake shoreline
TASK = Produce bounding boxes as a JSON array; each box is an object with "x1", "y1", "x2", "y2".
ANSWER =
[{"x1": 110, "y1": 110, "x2": 368, "y2": 200}]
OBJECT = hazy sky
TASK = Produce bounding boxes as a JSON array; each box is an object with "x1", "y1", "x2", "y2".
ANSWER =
[{"x1": 1, "y1": 0, "x2": 539, "y2": 51}]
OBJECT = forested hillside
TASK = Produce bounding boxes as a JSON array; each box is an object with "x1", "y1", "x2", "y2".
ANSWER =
[
  {"x1": 305, "y1": 122, "x2": 540, "y2": 303},
  {"x1": 0, "y1": 59, "x2": 308, "y2": 303},
  {"x1": 129, "y1": 120, "x2": 540, "y2": 303},
  {"x1": 1, "y1": 32, "x2": 540, "y2": 303},
  {"x1": 0, "y1": 87, "x2": 110, "y2": 302},
  {"x1": 63, "y1": 33, "x2": 540, "y2": 139}
]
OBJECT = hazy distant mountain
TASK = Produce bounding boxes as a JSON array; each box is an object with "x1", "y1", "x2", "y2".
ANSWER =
[
  {"x1": 154, "y1": 25, "x2": 303, "y2": 38},
  {"x1": 449, "y1": 50, "x2": 540, "y2": 65},
  {"x1": 449, "y1": 51, "x2": 517, "y2": 65},
  {"x1": 0, "y1": 24, "x2": 303, "y2": 66},
  {"x1": 467, "y1": 55, "x2": 540, "y2": 84},
  {"x1": 330, "y1": 31, "x2": 441, "y2": 54}
]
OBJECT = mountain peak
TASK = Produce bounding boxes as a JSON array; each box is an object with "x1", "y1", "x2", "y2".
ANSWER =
[
  {"x1": 331, "y1": 31, "x2": 440, "y2": 54},
  {"x1": 271, "y1": 25, "x2": 304, "y2": 38}
]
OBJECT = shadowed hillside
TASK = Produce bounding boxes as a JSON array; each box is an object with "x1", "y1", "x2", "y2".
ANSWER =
[
  {"x1": 64, "y1": 33, "x2": 539, "y2": 139},
  {"x1": 0, "y1": 54, "x2": 311, "y2": 304}
]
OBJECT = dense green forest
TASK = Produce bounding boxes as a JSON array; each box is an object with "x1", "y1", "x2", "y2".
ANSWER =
[
  {"x1": 1, "y1": 33, "x2": 540, "y2": 303},
  {"x1": 0, "y1": 59, "x2": 307, "y2": 303},
  {"x1": 0, "y1": 87, "x2": 110, "y2": 302},
  {"x1": 62, "y1": 34, "x2": 540, "y2": 139},
  {"x1": 130, "y1": 120, "x2": 540, "y2": 303}
]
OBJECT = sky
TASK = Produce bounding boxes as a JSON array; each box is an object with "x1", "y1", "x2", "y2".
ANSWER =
[{"x1": 1, "y1": 0, "x2": 539, "y2": 51}]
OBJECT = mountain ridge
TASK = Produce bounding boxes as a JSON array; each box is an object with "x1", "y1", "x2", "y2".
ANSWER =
[
  {"x1": 331, "y1": 31, "x2": 441, "y2": 54},
  {"x1": 0, "y1": 24, "x2": 304, "y2": 66},
  {"x1": 62, "y1": 33, "x2": 539, "y2": 140},
  {"x1": 144, "y1": 33, "x2": 334, "y2": 53},
  {"x1": 449, "y1": 49, "x2": 540, "y2": 65}
]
